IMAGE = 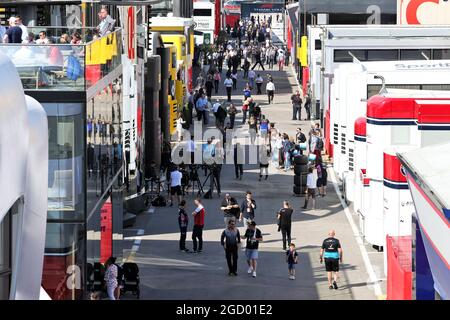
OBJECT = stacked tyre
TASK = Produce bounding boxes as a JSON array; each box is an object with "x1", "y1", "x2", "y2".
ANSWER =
[{"x1": 293, "y1": 155, "x2": 308, "y2": 196}]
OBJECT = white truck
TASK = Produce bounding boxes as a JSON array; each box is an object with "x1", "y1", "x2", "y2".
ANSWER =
[
  {"x1": 308, "y1": 25, "x2": 450, "y2": 157},
  {"x1": 330, "y1": 60, "x2": 450, "y2": 204}
]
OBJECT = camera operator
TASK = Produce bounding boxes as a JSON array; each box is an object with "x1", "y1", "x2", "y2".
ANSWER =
[{"x1": 203, "y1": 137, "x2": 223, "y2": 197}]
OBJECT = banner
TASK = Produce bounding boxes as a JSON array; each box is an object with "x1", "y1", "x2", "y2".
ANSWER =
[
  {"x1": 100, "y1": 197, "x2": 113, "y2": 264},
  {"x1": 397, "y1": 0, "x2": 450, "y2": 24}
]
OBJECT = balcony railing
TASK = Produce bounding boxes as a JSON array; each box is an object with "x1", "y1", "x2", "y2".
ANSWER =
[{"x1": 0, "y1": 28, "x2": 122, "y2": 91}]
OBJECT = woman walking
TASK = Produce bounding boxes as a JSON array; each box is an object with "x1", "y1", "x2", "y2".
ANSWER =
[{"x1": 104, "y1": 257, "x2": 119, "y2": 300}]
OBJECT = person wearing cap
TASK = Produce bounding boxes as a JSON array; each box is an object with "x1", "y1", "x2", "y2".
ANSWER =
[
  {"x1": 241, "y1": 221, "x2": 263, "y2": 278},
  {"x1": 4, "y1": 17, "x2": 22, "y2": 44}
]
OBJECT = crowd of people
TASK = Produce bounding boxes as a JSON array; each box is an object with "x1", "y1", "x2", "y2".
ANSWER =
[
  {"x1": 0, "y1": 7, "x2": 114, "y2": 45},
  {"x1": 165, "y1": 18, "x2": 341, "y2": 290}
]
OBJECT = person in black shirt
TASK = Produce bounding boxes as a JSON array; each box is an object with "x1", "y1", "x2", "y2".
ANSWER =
[
  {"x1": 178, "y1": 200, "x2": 189, "y2": 252},
  {"x1": 320, "y1": 230, "x2": 343, "y2": 290},
  {"x1": 277, "y1": 201, "x2": 294, "y2": 250},
  {"x1": 286, "y1": 243, "x2": 298, "y2": 280},
  {"x1": 221, "y1": 220, "x2": 241, "y2": 276},
  {"x1": 220, "y1": 193, "x2": 240, "y2": 227},
  {"x1": 241, "y1": 221, "x2": 263, "y2": 278},
  {"x1": 240, "y1": 191, "x2": 257, "y2": 232}
]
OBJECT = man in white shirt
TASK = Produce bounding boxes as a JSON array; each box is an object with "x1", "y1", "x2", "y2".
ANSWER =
[
  {"x1": 170, "y1": 167, "x2": 183, "y2": 207},
  {"x1": 187, "y1": 136, "x2": 196, "y2": 164},
  {"x1": 266, "y1": 80, "x2": 276, "y2": 104},
  {"x1": 248, "y1": 69, "x2": 256, "y2": 89},
  {"x1": 36, "y1": 31, "x2": 51, "y2": 44},
  {"x1": 224, "y1": 76, "x2": 233, "y2": 102},
  {"x1": 302, "y1": 167, "x2": 317, "y2": 210},
  {"x1": 15, "y1": 16, "x2": 28, "y2": 43}
]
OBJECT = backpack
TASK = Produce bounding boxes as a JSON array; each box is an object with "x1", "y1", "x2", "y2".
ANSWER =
[
  {"x1": 316, "y1": 138, "x2": 324, "y2": 151},
  {"x1": 300, "y1": 133, "x2": 306, "y2": 143}
]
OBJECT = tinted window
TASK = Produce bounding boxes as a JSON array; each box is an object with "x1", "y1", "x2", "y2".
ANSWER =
[
  {"x1": 333, "y1": 50, "x2": 366, "y2": 62},
  {"x1": 194, "y1": 9, "x2": 212, "y2": 16},
  {"x1": 367, "y1": 50, "x2": 398, "y2": 61},
  {"x1": 432, "y1": 49, "x2": 450, "y2": 60},
  {"x1": 400, "y1": 49, "x2": 431, "y2": 60},
  {"x1": 315, "y1": 39, "x2": 321, "y2": 50}
]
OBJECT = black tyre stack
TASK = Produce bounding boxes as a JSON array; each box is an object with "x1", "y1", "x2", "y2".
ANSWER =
[{"x1": 293, "y1": 155, "x2": 308, "y2": 196}]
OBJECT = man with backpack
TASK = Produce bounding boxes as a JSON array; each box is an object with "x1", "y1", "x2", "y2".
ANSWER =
[{"x1": 295, "y1": 128, "x2": 306, "y2": 144}]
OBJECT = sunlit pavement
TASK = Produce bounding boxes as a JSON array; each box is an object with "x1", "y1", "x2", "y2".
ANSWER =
[{"x1": 121, "y1": 63, "x2": 385, "y2": 300}]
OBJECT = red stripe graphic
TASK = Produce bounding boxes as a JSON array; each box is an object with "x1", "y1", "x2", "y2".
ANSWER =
[
  {"x1": 415, "y1": 101, "x2": 450, "y2": 124},
  {"x1": 367, "y1": 96, "x2": 450, "y2": 120}
]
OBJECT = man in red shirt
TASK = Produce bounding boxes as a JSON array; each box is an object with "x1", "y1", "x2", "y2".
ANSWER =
[{"x1": 192, "y1": 198, "x2": 206, "y2": 253}]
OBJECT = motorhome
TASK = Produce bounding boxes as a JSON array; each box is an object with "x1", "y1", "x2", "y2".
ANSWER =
[
  {"x1": 330, "y1": 60, "x2": 450, "y2": 203},
  {"x1": 359, "y1": 92, "x2": 450, "y2": 248},
  {"x1": 309, "y1": 25, "x2": 450, "y2": 157}
]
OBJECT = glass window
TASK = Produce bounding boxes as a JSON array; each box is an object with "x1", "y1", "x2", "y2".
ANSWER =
[
  {"x1": 0, "y1": 210, "x2": 11, "y2": 300},
  {"x1": 315, "y1": 39, "x2": 321, "y2": 50},
  {"x1": 42, "y1": 222, "x2": 85, "y2": 300},
  {"x1": 45, "y1": 105, "x2": 84, "y2": 218},
  {"x1": 193, "y1": 9, "x2": 212, "y2": 16},
  {"x1": 433, "y1": 49, "x2": 450, "y2": 60},
  {"x1": 367, "y1": 84, "x2": 421, "y2": 98},
  {"x1": 422, "y1": 84, "x2": 450, "y2": 91},
  {"x1": 400, "y1": 49, "x2": 431, "y2": 60},
  {"x1": 334, "y1": 50, "x2": 366, "y2": 62},
  {"x1": 367, "y1": 50, "x2": 398, "y2": 61}
]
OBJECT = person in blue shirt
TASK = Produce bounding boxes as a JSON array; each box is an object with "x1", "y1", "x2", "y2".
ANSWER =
[
  {"x1": 195, "y1": 93, "x2": 208, "y2": 123},
  {"x1": 320, "y1": 230, "x2": 343, "y2": 290},
  {"x1": 243, "y1": 83, "x2": 252, "y2": 101}
]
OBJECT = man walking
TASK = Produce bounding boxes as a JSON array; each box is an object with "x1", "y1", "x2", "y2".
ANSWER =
[
  {"x1": 224, "y1": 76, "x2": 233, "y2": 102},
  {"x1": 251, "y1": 48, "x2": 265, "y2": 70},
  {"x1": 291, "y1": 90, "x2": 302, "y2": 120},
  {"x1": 320, "y1": 230, "x2": 343, "y2": 290},
  {"x1": 220, "y1": 193, "x2": 240, "y2": 227},
  {"x1": 196, "y1": 93, "x2": 208, "y2": 122},
  {"x1": 192, "y1": 198, "x2": 205, "y2": 253},
  {"x1": 277, "y1": 201, "x2": 294, "y2": 251},
  {"x1": 266, "y1": 79, "x2": 275, "y2": 104},
  {"x1": 248, "y1": 69, "x2": 256, "y2": 89},
  {"x1": 304, "y1": 94, "x2": 312, "y2": 120},
  {"x1": 255, "y1": 74, "x2": 264, "y2": 95},
  {"x1": 241, "y1": 221, "x2": 263, "y2": 278},
  {"x1": 169, "y1": 166, "x2": 183, "y2": 207},
  {"x1": 221, "y1": 220, "x2": 241, "y2": 276},
  {"x1": 302, "y1": 167, "x2": 317, "y2": 210},
  {"x1": 234, "y1": 142, "x2": 244, "y2": 180},
  {"x1": 240, "y1": 191, "x2": 256, "y2": 234}
]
